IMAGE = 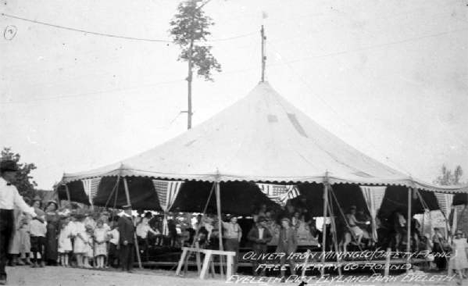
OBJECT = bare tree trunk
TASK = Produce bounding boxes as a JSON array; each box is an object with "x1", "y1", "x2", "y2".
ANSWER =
[{"x1": 187, "y1": 39, "x2": 194, "y2": 130}]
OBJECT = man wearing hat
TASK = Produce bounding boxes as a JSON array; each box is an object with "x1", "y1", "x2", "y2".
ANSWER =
[
  {"x1": 0, "y1": 160, "x2": 37, "y2": 284},
  {"x1": 221, "y1": 215, "x2": 242, "y2": 273},
  {"x1": 118, "y1": 204, "x2": 135, "y2": 273},
  {"x1": 247, "y1": 217, "x2": 272, "y2": 276},
  {"x1": 277, "y1": 217, "x2": 297, "y2": 279}
]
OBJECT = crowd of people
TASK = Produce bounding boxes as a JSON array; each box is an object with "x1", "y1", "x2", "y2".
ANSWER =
[
  {"x1": 190, "y1": 201, "x2": 468, "y2": 279},
  {"x1": 5, "y1": 198, "x2": 138, "y2": 271},
  {"x1": 1, "y1": 159, "x2": 468, "y2": 285},
  {"x1": 186, "y1": 201, "x2": 322, "y2": 278},
  {"x1": 0, "y1": 160, "x2": 157, "y2": 285}
]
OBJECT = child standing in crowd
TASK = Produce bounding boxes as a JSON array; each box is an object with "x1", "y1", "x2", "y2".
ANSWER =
[
  {"x1": 449, "y1": 230, "x2": 468, "y2": 279},
  {"x1": 58, "y1": 216, "x2": 73, "y2": 267},
  {"x1": 73, "y1": 214, "x2": 87, "y2": 268},
  {"x1": 29, "y1": 201, "x2": 47, "y2": 268},
  {"x1": 93, "y1": 220, "x2": 108, "y2": 269},
  {"x1": 67, "y1": 213, "x2": 77, "y2": 267},
  {"x1": 84, "y1": 213, "x2": 96, "y2": 229},
  {"x1": 84, "y1": 225, "x2": 94, "y2": 268},
  {"x1": 107, "y1": 221, "x2": 120, "y2": 268},
  {"x1": 8, "y1": 208, "x2": 30, "y2": 266},
  {"x1": 18, "y1": 211, "x2": 33, "y2": 265},
  {"x1": 99, "y1": 211, "x2": 111, "y2": 232}
]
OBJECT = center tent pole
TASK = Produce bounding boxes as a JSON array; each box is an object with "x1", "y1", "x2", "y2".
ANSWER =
[
  {"x1": 320, "y1": 181, "x2": 329, "y2": 277},
  {"x1": 123, "y1": 177, "x2": 143, "y2": 269},
  {"x1": 215, "y1": 181, "x2": 225, "y2": 276}
]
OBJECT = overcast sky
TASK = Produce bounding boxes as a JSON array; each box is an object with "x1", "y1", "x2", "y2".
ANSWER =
[{"x1": 1, "y1": 0, "x2": 467, "y2": 189}]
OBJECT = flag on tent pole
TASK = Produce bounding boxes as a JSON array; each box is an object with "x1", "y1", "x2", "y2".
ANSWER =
[
  {"x1": 82, "y1": 178, "x2": 101, "y2": 206},
  {"x1": 257, "y1": 183, "x2": 300, "y2": 206},
  {"x1": 359, "y1": 186, "x2": 386, "y2": 242},
  {"x1": 152, "y1": 180, "x2": 184, "y2": 235}
]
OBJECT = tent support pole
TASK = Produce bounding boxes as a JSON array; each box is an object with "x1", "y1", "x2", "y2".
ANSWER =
[
  {"x1": 215, "y1": 181, "x2": 225, "y2": 277},
  {"x1": 108, "y1": 176, "x2": 121, "y2": 224},
  {"x1": 65, "y1": 184, "x2": 71, "y2": 204},
  {"x1": 52, "y1": 187, "x2": 61, "y2": 208},
  {"x1": 327, "y1": 184, "x2": 342, "y2": 276},
  {"x1": 421, "y1": 208, "x2": 426, "y2": 237},
  {"x1": 406, "y1": 187, "x2": 412, "y2": 272},
  {"x1": 114, "y1": 176, "x2": 120, "y2": 210},
  {"x1": 320, "y1": 182, "x2": 328, "y2": 277},
  {"x1": 123, "y1": 177, "x2": 143, "y2": 270}
]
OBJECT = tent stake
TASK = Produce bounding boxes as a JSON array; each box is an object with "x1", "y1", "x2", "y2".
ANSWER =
[
  {"x1": 320, "y1": 182, "x2": 328, "y2": 277},
  {"x1": 215, "y1": 181, "x2": 225, "y2": 277},
  {"x1": 123, "y1": 177, "x2": 143, "y2": 270}
]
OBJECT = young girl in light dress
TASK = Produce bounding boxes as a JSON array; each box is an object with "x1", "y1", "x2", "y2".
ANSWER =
[
  {"x1": 93, "y1": 220, "x2": 108, "y2": 268},
  {"x1": 73, "y1": 215, "x2": 88, "y2": 268},
  {"x1": 58, "y1": 216, "x2": 73, "y2": 267},
  {"x1": 449, "y1": 230, "x2": 468, "y2": 279},
  {"x1": 83, "y1": 225, "x2": 94, "y2": 268}
]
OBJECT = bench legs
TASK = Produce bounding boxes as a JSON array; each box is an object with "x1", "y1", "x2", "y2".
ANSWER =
[
  {"x1": 176, "y1": 248, "x2": 188, "y2": 276},
  {"x1": 200, "y1": 251, "x2": 212, "y2": 279},
  {"x1": 226, "y1": 255, "x2": 233, "y2": 278}
]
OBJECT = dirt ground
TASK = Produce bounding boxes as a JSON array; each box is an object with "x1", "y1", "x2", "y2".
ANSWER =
[{"x1": 4, "y1": 266, "x2": 468, "y2": 286}]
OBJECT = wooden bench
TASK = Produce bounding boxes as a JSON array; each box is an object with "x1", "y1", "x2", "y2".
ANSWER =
[{"x1": 175, "y1": 247, "x2": 236, "y2": 279}]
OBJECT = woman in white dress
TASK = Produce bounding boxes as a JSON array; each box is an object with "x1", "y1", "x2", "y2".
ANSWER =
[
  {"x1": 8, "y1": 209, "x2": 31, "y2": 266},
  {"x1": 449, "y1": 230, "x2": 468, "y2": 279}
]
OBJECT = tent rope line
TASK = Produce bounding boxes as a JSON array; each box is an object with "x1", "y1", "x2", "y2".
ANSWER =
[
  {"x1": 113, "y1": 177, "x2": 120, "y2": 211},
  {"x1": 189, "y1": 182, "x2": 216, "y2": 250},
  {"x1": 103, "y1": 175, "x2": 121, "y2": 209},
  {"x1": 414, "y1": 189, "x2": 430, "y2": 212},
  {"x1": 325, "y1": 184, "x2": 343, "y2": 276},
  {"x1": 109, "y1": 176, "x2": 121, "y2": 225}
]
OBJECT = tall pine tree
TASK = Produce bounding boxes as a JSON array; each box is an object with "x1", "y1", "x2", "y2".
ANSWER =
[{"x1": 170, "y1": 0, "x2": 221, "y2": 129}]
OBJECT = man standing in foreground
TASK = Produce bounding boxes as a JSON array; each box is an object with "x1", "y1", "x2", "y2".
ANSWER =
[
  {"x1": 222, "y1": 215, "x2": 243, "y2": 274},
  {"x1": 247, "y1": 217, "x2": 272, "y2": 276},
  {"x1": 0, "y1": 160, "x2": 37, "y2": 285},
  {"x1": 118, "y1": 204, "x2": 135, "y2": 273}
]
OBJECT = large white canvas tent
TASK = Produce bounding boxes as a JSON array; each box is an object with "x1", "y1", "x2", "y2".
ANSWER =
[{"x1": 57, "y1": 82, "x2": 467, "y2": 214}]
